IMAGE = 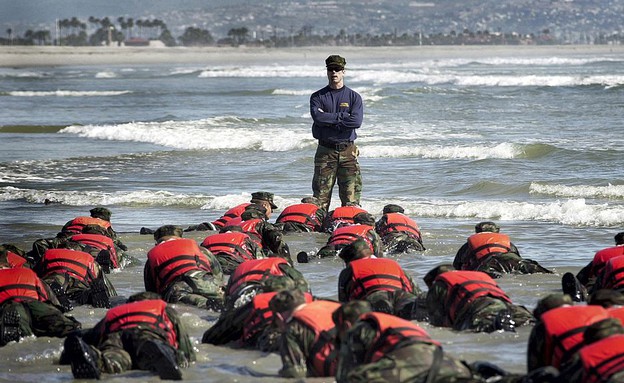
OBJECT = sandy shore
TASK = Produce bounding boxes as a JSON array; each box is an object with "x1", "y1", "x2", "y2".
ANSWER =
[{"x1": 1, "y1": 44, "x2": 623, "y2": 67}]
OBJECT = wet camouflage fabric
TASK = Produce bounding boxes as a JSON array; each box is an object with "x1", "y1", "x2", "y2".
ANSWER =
[
  {"x1": 336, "y1": 320, "x2": 477, "y2": 383},
  {"x1": 64, "y1": 305, "x2": 194, "y2": 374},
  {"x1": 312, "y1": 144, "x2": 362, "y2": 210},
  {"x1": 161, "y1": 270, "x2": 225, "y2": 310},
  {"x1": 453, "y1": 242, "x2": 552, "y2": 278}
]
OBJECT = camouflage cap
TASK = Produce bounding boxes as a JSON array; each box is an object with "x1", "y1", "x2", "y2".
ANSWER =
[
  {"x1": 90, "y1": 206, "x2": 112, "y2": 221},
  {"x1": 423, "y1": 264, "x2": 456, "y2": 288},
  {"x1": 153, "y1": 225, "x2": 183, "y2": 241},
  {"x1": 262, "y1": 276, "x2": 296, "y2": 293},
  {"x1": 533, "y1": 293, "x2": 573, "y2": 319},
  {"x1": 241, "y1": 203, "x2": 268, "y2": 220},
  {"x1": 269, "y1": 289, "x2": 306, "y2": 314},
  {"x1": 338, "y1": 238, "x2": 373, "y2": 263},
  {"x1": 353, "y1": 212, "x2": 375, "y2": 226},
  {"x1": 325, "y1": 55, "x2": 346, "y2": 69},
  {"x1": 382, "y1": 204, "x2": 405, "y2": 214},
  {"x1": 475, "y1": 221, "x2": 500, "y2": 233},
  {"x1": 583, "y1": 318, "x2": 624, "y2": 345},
  {"x1": 301, "y1": 196, "x2": 320, "y2": 205},
  {"x1": 127, "y1": 291, "x2": 162, "y2": 303},
  {"x1": 332, "y1": 300, "x2": 372, "y2": 327},
  {"x1": 251, "y1": 191, "x2": 278, "y2": 209}
]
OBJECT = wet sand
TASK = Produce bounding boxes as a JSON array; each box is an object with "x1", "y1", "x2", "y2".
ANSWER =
[{"x1": 2, "y1": 44, "x2": 623, "y2": 67}]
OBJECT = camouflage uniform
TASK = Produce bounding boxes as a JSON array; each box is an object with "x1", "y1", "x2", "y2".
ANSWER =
[
  {"x1": 229, "y1": 207, "x2": 293, "y2": 263},
  {"x1": 313, "y1": 144, "x2": 362, "y2": 210},
  {"x1": 426, "y1": 279, "x2": 534, "y2": 333},
  {"x1": 0, "y1": 268, "x2": 81, "y2": 346},
  {"x1": 61, "y1": 293, "x2": 194, "y2": 379}
]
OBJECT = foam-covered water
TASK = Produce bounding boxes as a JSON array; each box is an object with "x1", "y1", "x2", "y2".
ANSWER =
[{"x1": 0, "y1": 47, "x2": 623, "y2": 382}]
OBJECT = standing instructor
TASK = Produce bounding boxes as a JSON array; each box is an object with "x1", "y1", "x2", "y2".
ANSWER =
[{"x1": 310, "y1": 55, "x2": 364, "y2": 211}]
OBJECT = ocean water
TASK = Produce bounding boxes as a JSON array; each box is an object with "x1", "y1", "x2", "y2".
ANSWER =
[{"x1": 0, "y1": 46, "x2": 623, "y2": 382}]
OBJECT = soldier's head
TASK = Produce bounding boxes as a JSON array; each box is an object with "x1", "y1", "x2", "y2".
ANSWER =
[
  {"x1": 332, "y1": 300, "x2": 372, "y2": 340},
  {"x1": 81, "y1": 224, "x2": 108, "y2": 236},
  {"x1": 127, "y1": 291, "x2": 162, "y2": 303},
  {"x1": 153, "y1": 225, "x2": 183, "y2": 243},
  {"x1": 241, "y1": 203, "x2": 268, "y2": 221},
  {"x1": 300, "y1": 196, "x2": 320, "y2": 205},
  {"x1": 353, "y1": 212, "x2": 375, "y2": 226},
  {"x1": 269, "y1": 289, "x2": 307, "y2": 328},
  {"x1": 533, "y1": 293, "x2": 573, "y2": 319},
  {"x1": 262, "y1": 276, "x2": 296, "y2": 293},
  {"x1": 588, "y1": 289, "x2": 624, "y2": 308},
  {"x1": 615, "y1": 232, "x2": 624, "y2": 245},
  {"x1": 382, "y1": 204, "x2": 404, "y2": 214},
  {"x1": 475, "y1": 221, "x2": 500, "y2": 233},
  {"x1": 423, "y1": 264, "x2": 455, "y2": 288},
  {"x1": 583, "y1": 318, "x2": 624, "y2": 345},
  {"x1": 90, "y1": 207, "x2": 112, "y2": 221},
  {"x1": 338, "y1": 238, "x2": 373, "y2": 264},
  {"x1": 251, "y1": 191, "x2": 277, "y2": 217}
]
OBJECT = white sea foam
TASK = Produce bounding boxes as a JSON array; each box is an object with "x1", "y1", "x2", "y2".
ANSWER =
[
  {"x1": 8, "y1": 90, "x2": 131, "y2": 97},
  {"x1": 361, "y1": 142, "x2": 521, "y2": 159},
  {"x1": 530, "y1": 183, "x2": 624, "y2": 199},
  {"x1": 198, "y1": 65, "x2": 318, "y2": 78},
  {"x1": 272, "y1": 88, "x2": 315, "y2": 96},
  {"x1": 59, "y1": 118, "x2": 311, "y2": 151},
  {"x1": 94, "y1": 71, "x2": 117, "y2": 78}
]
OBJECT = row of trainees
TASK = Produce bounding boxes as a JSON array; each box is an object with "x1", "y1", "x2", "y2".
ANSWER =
[
  {"x1": 144, "y1": 190, "x2": 554, "y2": 280},
  {"x1": 2, "y1": 221, "x2": 624, "y2": 382}
]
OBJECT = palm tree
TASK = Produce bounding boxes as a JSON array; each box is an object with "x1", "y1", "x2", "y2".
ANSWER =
[{"x1": 6, "y1": 28, "x2": 12, "y2": 44}]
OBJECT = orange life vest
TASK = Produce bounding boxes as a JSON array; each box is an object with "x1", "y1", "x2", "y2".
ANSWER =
[
  {"x1": 599, "y1": 255, "x2": 624, "y2": 290},
  {"x1": 242, "y1": 291, "x2": 314, "y2": 345},
  {"x1": 541, "y1": 305, "x2": 610, "y2": 368},
  {"x1": 579, "y1": 334, "x2": 624, "y2": 383},
  {"x1": 347, "y1": 258, "x2": 414, "y2": 300},
  {"x1": 327, "y1": 206, "x2": 367, "y2": 227},
  {"x1": 229, "y1": 218, "x2": 264, "y2": 247},
  {"x1": 103, "y1": 299, "x2": 178, "y2": 348},
  {"x1": 435, "y1": 270, "x2": 512, "y2": 323},
  {"x1": 377, "y1": 213, "x2": 422, "y2": 240},
  {"x1": 201, "y1": 232, "x2": 255, "y2": 263},
  {"x1": 6, "y1": 251, "x2": 28, "y2": 268},
  {"x1": 0, "y1": 268, "x2": 49, "y2": 304},
  {"x1": 41, "y1": 248, "x2": 98, "y2": 284},
  {"x1": 467, "y1": 232, "x2": 512, "y2": 260},
  {"x1": 147, "y1": 238, "x2": 214, "y2": 293},
  {"x1": 226, "y1": 258, "x2": 289, "y2": 297},
  {"x1": 291, "y1": 300, "x2": 341, "y2": 377},
  {"x1": 212, "y1": 203, "x2": 250, "y2": 229},
  {"x1": 69, "y1": 233, "x2": 119, "y2": 268},
  {"x1": 592, "y1": 245, "x2": 624, "y2": 276},
  {"x1": 328, "y1": 224, "x2": 375, "y2": 251},
  {"x1": 276, "y1": 203, "x2": 322, "y2": 231},
  {"x1": 63, "y1": 216, "x2": 111, "y2": 235},
  {"x1": 359, "y1": 312, "x2": 439, "y2": 363}
]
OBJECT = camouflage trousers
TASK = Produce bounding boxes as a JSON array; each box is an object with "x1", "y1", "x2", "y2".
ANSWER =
[
  {"x1": 340, "y1": 343, "x2": 475, "y2": 383},
  {"x1": 163, "y1": 270, "x2": 224, "y2": 310},
  {"x1": 455, "y1": 298, "x2": 534, "y2": 333},
  {"x1": 1, "y1": 300, "x2": 81, "y2": 341},
  {"x1": 91, "y1": 329, "x2": 186, "y2": 374},
  {"x1": 312, "y1": 143, "x2": 362, "y2": 210}
]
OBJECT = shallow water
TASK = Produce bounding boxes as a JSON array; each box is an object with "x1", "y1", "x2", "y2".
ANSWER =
[{"x1": 1, "y1": 46, "x2": 623, "y2": 381}]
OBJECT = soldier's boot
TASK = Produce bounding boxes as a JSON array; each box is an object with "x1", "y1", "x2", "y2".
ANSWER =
[
  {"x1": 136, "y1": 340, "x2": 182, "y2": 380},
  {"x1": 139, "y1": 227, "x2": 155, "y2": 235},
  {"x1": 493, "y1": 309, "x2": 516, "y2": 332},
  {"x1": 90, "y1": 278, "x2": 111, "y2": 309},
  {"x1": 64, "y1": 334, "x2": 101, "y2": 379},
  {"x1": 95, "y1": 250, "x2": 112, "y2": 274},
  {"x1": 0, "y1": 303, "x2": 22, "y2": 346},
  {"x1": 296, "y1": 251, "x2": 309, "y2": 263},
  {"x1": 562, "y1": 272, "x2": 587, "y2": 302},
  {"x1": 49, "y1": 281, "x2": 73, "y2": 312}
]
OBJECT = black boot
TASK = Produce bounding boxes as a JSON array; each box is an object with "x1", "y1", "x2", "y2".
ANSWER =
[
  {"x1": 49, "y1": 281, "x2": 73, "y2": 312},
  {"x1": 64, "y1": 334, "x2": 101, "y2": 379},
  {"x1": 562, "y1": 272, "x2": 586, "y2": 302},
  {"x1": 90, "y1": 278, "x2": 111, "y2": 309},
  {"x1": 136, "y1": 340, "x2": 182, "y2": 380},
  {"x1": 95, "y1": 250, "x2": 112, "y2": 274},
  {"x1": 0, "y1": 303, "x2": 22, "y2": 346}
]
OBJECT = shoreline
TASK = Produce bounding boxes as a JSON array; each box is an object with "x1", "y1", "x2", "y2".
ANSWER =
[{"x1": 2, "y1": 44, "x2": 623, "y2": 67}]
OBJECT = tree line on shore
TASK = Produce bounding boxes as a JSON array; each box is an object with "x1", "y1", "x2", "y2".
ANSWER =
[{"x1": 2, "y1": 16, "x2": 623, "y2": 47}]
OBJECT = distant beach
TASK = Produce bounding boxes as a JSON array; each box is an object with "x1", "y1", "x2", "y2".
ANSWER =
[{"x1": 2, "y1": 44, "x2": 623, "y2": 67}]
